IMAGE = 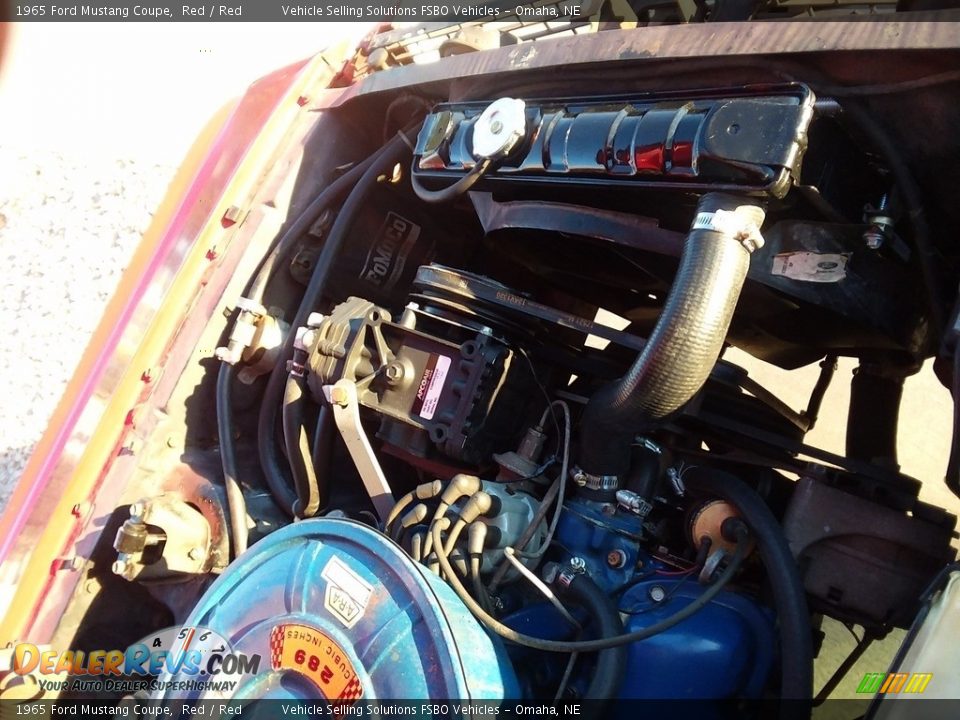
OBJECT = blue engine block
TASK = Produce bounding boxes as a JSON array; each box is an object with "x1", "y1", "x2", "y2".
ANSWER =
[
  {"x1": 554, "y1": 496, "x2": 651, "y2": 589},
  {"x1": 618, "y1": 577, "x2": 776, "y2": 698},
  {"x1": 549, "y1": 496, "x2": 776, "y2": 699}
]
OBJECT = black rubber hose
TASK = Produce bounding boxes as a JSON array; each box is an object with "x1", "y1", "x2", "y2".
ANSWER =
[
  {"x1": 215, "y1": 363, "x2": 249, "y2": 557},
  {"x1": 558, "y1": 573, "x2": 627, "y2": 701},
  {"x1": 282, "y1": 372, "x2": 322, "y2": 518},
  {"x1": 311, "y1": 404, "x2": 335, "y2": 487},
  {"x1": 846, "y1": 364, "x2": 907, "y2": 466},
  {"x1": 218, "y1": 147, "x2": 385, "y2": 519},
  {"x1": 258, "y1": 127, "x2": 421, "y2": 516},
  {"x1": 247, "y1": 151, "x2": 380, "y2": 305},
  {"x1": 430, "y1": 520, "x2": 748, "y2": 652},
  {"x1": 410, "y1": 158, "x2": 492, "y2": 204},
  {"x1": 579, "y1": 193, "x2": 765, "y2": 476},
  {"x1": 682, "y1": 468, "x2": 813, "y2": 701}
]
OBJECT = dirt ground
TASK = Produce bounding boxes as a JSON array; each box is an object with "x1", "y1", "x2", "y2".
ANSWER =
[{"x1": 1, "y1": 21, "x2": 957, "y2": 701}]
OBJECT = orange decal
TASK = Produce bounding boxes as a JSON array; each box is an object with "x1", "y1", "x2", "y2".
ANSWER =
[{"x1": 269, "y1": 624, "x2": 363, "y2": 702}]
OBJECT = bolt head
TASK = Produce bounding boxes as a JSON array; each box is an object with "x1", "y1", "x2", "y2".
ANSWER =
[
  {"x1": 306, "y1": 312, "x2": 326, "y2": 328},
  {"x1": 384, "y1": 363, "x2": 404, "y2": 386},
  {"x1": 112, "y1": 560, "x2": 128, "y2": 576},
  {"x1": 129, "y1": 503, "x2": 144, "y2": 518},
  {"x1": 648, "y1": 585, "x2": 667, "y2": 603},
  {"x1": 864, "y1": 229, "x2": 885, "y2": 249},
  {"x1": 606, "y1": 549, "x2": 627, "y2": 569}
]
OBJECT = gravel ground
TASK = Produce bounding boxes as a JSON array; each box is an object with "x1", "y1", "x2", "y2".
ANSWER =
[
  {"x1": 0, "y1": 145, "x2": 174, "y2": 514},
  {"x1": 0, "y1": 22, "x2": 355, "y2": 514}
]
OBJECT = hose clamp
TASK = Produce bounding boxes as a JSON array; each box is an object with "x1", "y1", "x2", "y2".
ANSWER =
[
  {"x1": 556, "y1": 556, "x2": 587, "y2": 588},
  {"x1": 692, "y1": 208, "x2": 765, "y2": 253},
  {"x1": 616, "y1": 489, "x2": 653, "y2": 519},
  {"x1": 572, "y1": 466, "x2": 619, "y2": 491}
]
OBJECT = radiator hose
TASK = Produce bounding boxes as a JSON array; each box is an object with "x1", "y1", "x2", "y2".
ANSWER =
[
  {"x1": 558, "y1": 572, "x2": 627, "y2": 701},
  {"x1": 579, "y1": 192, "x2": 766, "y2": 477}
]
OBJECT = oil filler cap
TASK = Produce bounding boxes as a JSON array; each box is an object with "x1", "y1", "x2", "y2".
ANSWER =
[{"x1": 472, "y1": 97, "x2": 526, "y2": 161}]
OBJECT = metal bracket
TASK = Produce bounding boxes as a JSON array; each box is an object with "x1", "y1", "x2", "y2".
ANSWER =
[
  {"x1": 327, "y1": 379, "x2": 395, "y2": 522},
  {"x1": 699, "y1": 547, "x2": 729, "y2": 585},
  {"x1": 112, "y1": 495, "x2": 217, "y2": 581}
]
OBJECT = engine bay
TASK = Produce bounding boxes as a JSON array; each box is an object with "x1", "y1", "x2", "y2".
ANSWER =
[{"x1": 35, "y1": 41, "x2": 960, "y2": 712}]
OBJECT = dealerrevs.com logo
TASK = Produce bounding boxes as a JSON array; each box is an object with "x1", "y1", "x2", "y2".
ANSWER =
[{"x1": 10, "y1": 626, "x2": 261, "y2": 696}]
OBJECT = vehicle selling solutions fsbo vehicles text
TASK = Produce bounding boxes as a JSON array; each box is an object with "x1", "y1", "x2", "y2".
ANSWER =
[{"x1": 277, "y1": 5, "x2": 582, "y2": 18}]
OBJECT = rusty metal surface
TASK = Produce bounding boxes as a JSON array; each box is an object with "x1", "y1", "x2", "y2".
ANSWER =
[
  {"x1": 0, "y1": 55, "x2": 330, "y2": 644},
  {"x1": 312, "y1": 15, "x2": 960, "y2": 111}
]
